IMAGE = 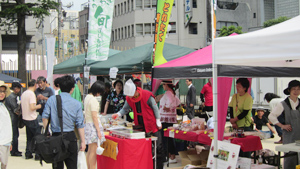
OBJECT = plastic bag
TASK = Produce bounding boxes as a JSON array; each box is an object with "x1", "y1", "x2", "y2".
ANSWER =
[
  {"x1": 96, "y1": 139, "x2": 104, "y2": 155},
  {"x1": 77, "y1": 151, "x2": 87, "y2": 169}
]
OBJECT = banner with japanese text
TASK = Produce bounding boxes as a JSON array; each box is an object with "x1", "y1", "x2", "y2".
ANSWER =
[
  {"x1": 87, "y1": 0, "x2": 114, "y2": 61},
  {"x1": 152, "y1": 0, "x2": 174, "y2": 66}
]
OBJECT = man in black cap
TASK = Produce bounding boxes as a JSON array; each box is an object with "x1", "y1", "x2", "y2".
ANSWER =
[
  {"x1": 5, "y1": 82, "x2": 22, "y2": 157},
  {"x1": 268, "y1": 80, "x2": 300, "y2": 169}
]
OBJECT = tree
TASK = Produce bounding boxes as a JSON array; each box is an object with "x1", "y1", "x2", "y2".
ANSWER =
[
  {"x1": 218, "y1": 25, "x2": 243, "y2": 37},
  {"x1": 0, "y1": 0, "x2": 58, "y2": 84},
  {"x1": 263, "y1": 16, "x2": 290, "y2": 28}
]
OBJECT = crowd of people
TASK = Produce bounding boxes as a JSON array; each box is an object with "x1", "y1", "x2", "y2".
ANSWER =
[{"x1": 0, "y1": 76, "x2": 299, "y2": 169}]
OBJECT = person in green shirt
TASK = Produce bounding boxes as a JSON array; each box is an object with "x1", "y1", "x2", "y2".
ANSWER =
[{"x1": 229, "y1": 78, "x2": 253, "y2": 131}]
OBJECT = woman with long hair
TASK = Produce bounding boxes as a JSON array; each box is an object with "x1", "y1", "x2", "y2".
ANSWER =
[
  {"x1": 159, "y1": 81, "x2": 181, "y2": 163},
  {"x1": 84, "y1": 81, "x2": 106, "y2": 169}
]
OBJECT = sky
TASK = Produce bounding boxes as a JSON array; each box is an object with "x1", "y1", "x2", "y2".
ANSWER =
[{"x1": 62, "y1": 0, "x2": 88, "y2": 11}]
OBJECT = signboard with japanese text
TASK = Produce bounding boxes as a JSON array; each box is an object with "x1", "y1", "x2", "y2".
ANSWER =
[
  {"x1": 184, "y1": 0, "x2": 193, "y2": 27},
  {"x1": 152, "y1": 0, "x2": 174, "y2": 66},
  {"x1": 87, "y1": 0, "x2": 114, "y2": 61}
]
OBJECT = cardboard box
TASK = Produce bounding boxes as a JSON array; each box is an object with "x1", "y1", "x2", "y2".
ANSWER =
[{"x1": 178, "y1": 149, "x2": 209, "y2": 166}]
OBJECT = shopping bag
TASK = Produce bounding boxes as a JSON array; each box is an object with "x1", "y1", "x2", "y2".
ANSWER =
[
  {"x1": 96, "y1": 139, "x2": 104, "y2": 155},
  {"x1": 77, "y1": 151, "x2": 87, "y2": 169}
]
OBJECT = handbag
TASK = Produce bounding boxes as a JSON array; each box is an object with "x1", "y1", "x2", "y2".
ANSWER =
[
  {"x1": 32, "y1": 95, "x2": 70, "y2": 166},
  {"x1": 18, "y1": 114, "x2": 25, "y2": 128}
]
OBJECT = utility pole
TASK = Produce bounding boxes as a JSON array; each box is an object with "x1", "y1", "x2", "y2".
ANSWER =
[{"x1": 57, "y1": 0, "x2": 62, "y2": 62}]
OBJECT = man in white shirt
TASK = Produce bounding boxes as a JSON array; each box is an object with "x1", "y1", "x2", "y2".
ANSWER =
[{"x1": 21, "y1": 79, "x2": 42, "y2": 160}]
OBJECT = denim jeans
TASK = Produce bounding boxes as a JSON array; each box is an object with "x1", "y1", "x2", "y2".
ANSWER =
[
  {"x1": 10, "y1": 112, "x2": 20, "y2": 154},
  {"x1": 23, "y1": 119, "x2": 40, "y2": 156}
]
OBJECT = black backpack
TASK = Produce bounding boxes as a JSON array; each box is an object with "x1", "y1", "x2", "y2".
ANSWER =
[{"x1": 32, "y1": 95, "x2": 70, "y2": 166}]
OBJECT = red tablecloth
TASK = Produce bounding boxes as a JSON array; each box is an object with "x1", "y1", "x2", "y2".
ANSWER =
[
  {"x1": 97, "y1": 135, "x2": 153, "y2": 169},
  {"x1": 164, "y1": 129, "x2": 262, "y2": 152}
]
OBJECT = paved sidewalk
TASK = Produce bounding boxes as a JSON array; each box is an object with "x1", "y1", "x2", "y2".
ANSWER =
[{"x1": 7, "y1": 128, "x2": 52, "y2": 169}]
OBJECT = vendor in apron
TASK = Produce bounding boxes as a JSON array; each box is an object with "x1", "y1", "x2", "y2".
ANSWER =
[
  {"x1": 112, "y1": 79, "x2": 165, "y2": 169},
  {"x1": 268, "y1": 80, "x2": 300, "y2": 169}
]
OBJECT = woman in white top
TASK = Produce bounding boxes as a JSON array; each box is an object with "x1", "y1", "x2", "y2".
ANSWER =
[
  {"x1": 264, "y1": 93, "x2": 284, "y2": 144},
  {"x1": 0, "y1": 82, "x2": 12, "y2": 169},
  {"x1": 84, "y1": 81, "x2": 106, "y2": 169},
  {"x1": 159, "y1": 81, "x2": 181, "y2": 163}
]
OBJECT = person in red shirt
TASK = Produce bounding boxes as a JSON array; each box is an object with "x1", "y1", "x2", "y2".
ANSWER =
[{"x1": 200, "y1": 78, "x2": 213, "y2": 121}]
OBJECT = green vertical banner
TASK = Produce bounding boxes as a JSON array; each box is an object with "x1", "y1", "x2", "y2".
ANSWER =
[
  {"x1": 152, "y1": 0, "x2": 174, "y2": 66},
  {"x1": 87, "y1": 0, "x2": 114, "y2": 61}
]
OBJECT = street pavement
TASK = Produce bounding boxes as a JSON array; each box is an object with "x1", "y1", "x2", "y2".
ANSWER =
[{"x1": 7, "y1": 123, "x2": 281, "y2": 169}]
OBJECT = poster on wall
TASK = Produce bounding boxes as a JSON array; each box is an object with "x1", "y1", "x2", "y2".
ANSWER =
[{"x1": 207, "y1": 140, "x2": 240, "y2": 169}]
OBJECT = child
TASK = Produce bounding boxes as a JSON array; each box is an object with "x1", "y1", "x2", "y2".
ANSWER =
[{"x1": 254, "y1": 107, "x2": 276, "y2": 139}]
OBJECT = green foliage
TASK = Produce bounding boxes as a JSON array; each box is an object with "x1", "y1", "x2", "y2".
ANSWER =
[
  {"x1": 0, "y1": 0, "x2": 58, "y2": 31},
  {"x1": 218, "y1": 25, "x2": 243, "y2": 37},
  {"x1": 263, "y1": 16, "x2": 290, "y2": 28}
]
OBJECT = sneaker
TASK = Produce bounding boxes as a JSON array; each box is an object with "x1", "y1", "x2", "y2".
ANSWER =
[
  {"x1": 25, "y1": 154, "x2": 33, "y2": 159},
  {"x1": 169, "y1": 158, "x2": 177, "y2": 164},
  {"x1": 35, "y1": 154, "x2": 40, "y2": 161},
  {"x1": 11, "y1": 152, "x2": 22, "y2": 157},
  {"x1": 274, "y1": 140, "x2": 283, "y2": 144}
]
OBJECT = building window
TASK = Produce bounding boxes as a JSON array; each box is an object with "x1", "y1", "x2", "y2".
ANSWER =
[
  {"x1": 145, "y1": 0, "x2": 151, "y2": 8},
  {"x1": 169, "y1": 22, "x2": 176, "y2": 34},
  {"x1": 193, "y1": 0, "x2": 197, "y2": 8},
  {"x1": 136, "y1": 24, "x2": 143, "y2": 36},
  {"x1": 216, "y1": 21, "x2": 238, "y2": 30},
  {"x1": 189, "y1": 23, "x2": 197, "y2": 34},
  {"x1": 145, "y1": 23, "x2": 151, "y2": 35},
  {"x1": 121, "y1": 3, "x2": 124, "y2": 14},
  {"x1": 253, "y1": 13, "x2": 256, "y2": 18},
  {"x1": 118, "y1": 4, "x2": 121, "y2": 15},
  {"x1": 118, "y1": 28, "x2": 121, "y2": 40},
  {"x1": 131, "y1": 0, "x2": 134, "y2": 10},
  {"x1": 121, "y1": 27, "x2": 124, "y2": 39},
  {"x1": 124, "y1": 2, "x2": 127, "y2": 13},
  {"x1": 112, "y1": 31, "x2": 114, "y2": 41},
  {"x1": 217, "y1": 1, "x2": 239, "y2": 10},
  {"x1": 115, "y1": 29, "x2": 118, "y2": 40},
  {"x1": 136, "y1": 0, "x2": 142, "y2": 9},
  {"x1": 128, "y1": 0, "x2": 130, "y2": 11},
  {"x1": 128, "y1": 25, "x2": 131, "y2": 37},
  {"x1": 132, "y1": 24, "x2": 134, "y2": 36},
  {"x1": 152, "y1": 23, "x2": 156, "y2": 34},
  {"x1": 115, "y1": 5, "x2": 117, "y2": 16},
  {"x1": 124, "y1": 27, "x2": 127, "y2": 38},
  {"x1": 152, "y1": 0, "x2": 157, "y2": 8}
]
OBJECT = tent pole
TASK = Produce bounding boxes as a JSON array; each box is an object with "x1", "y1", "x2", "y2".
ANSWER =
[
  {"x1": 211, "y1": 0, "x2": 218, "y2": 168},
  {"x1": 141, "y1": 62, "x2": 144, "y2": 89}
]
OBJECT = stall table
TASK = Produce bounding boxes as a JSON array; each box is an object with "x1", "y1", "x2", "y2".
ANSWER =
[
  {"x1": 164, "y1": 129, "x2": 262, "y2": 152},
  {"x1": 97, "y1": 135, "x2": 154, "y2": 169},
  {"x1": 275, "y1": 143, "x2": 300, "y2": 168}
]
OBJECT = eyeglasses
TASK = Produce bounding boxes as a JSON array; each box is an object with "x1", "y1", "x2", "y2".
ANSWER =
[{"x1": 0, "y1": 91, "x2": 6, "y2": 94}]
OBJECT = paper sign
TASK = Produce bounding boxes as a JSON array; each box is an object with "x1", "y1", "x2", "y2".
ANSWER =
[
  {"x1": 207, "y1": 140, "x2": 241, "y2": 169},
  {"x1": 109, "y1": 67, "x2": 118, "y2": 79},
  {"x1": 169, "y1": 130, "x2": 175, "y2": 138}
]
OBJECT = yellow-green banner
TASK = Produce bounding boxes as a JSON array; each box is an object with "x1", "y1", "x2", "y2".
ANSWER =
[{"x1": 152, "y1": 0, "x2": 174, "y2": 66}]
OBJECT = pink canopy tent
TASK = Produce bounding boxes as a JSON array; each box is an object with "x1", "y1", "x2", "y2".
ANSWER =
[{"x1": 152, "y1": 44, "x2": 233, "y2": 140}]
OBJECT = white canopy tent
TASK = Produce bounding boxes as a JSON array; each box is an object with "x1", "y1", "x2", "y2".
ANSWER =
[
  {"x1": 210, "y1": 15, "x2": 300, "y2": 168},
  {"x1": 214, "y1": 15, "x2": 300, "y2": 67}
]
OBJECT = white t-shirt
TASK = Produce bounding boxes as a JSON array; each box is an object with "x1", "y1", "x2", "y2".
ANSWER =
[
  {"x1": 0, "y1": 103, "x2": 12, "y2": 145},
  {"x1": 21, "y1": 90, "x2": 38, "y2": 120},
  {"x1": 84, "y1": 94, "x2": 100, "y2": 123}
]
